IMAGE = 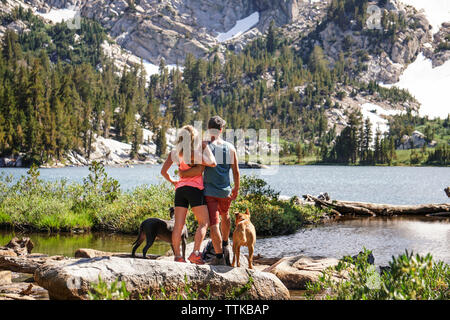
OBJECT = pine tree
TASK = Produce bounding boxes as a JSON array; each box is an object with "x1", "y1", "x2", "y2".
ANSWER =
[
  {"x1": 266, "y1": 21, "x2": 276, "y2": 54},
  {"x1": 155, "y1": 126, "x2": 167, "y2": 157}
]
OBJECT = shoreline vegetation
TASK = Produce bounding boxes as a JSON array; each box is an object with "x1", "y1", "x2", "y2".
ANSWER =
[{"x1": 0, "y1": 162, "x2": 327, "y2": 235}]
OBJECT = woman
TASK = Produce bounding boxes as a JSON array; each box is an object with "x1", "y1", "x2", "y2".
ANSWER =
[{"x1": 160, "y1": 125, "x2": 216, "y2": 264}]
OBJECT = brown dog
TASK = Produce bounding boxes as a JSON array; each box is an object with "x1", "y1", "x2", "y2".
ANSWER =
[{"x1": 232, "y1": 208, "x2": 256, "y2": 269}]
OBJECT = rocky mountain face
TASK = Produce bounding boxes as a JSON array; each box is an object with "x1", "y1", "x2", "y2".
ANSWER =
[
  {"x1": 10, "y1": 0, "x2": 328, "y2": 65},
  {"x1": 8, "y1": 0, "x2": 446, "y2": 85},
  {"x1": 296, "y1": 0, "x2": 436, "y2": 84},
  {"x1": 423, "y1": 22, "x2": 450, "y2": 67},
  {"x1": 0, "y1": 0, "x2": 448, "y2": 166}
]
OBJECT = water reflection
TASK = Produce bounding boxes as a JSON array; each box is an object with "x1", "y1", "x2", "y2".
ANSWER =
[
  {"x1": 0, "y1": 231, "x2": 171, "y2": 257},
  {"x1": 253, "y1": 217, "x2": 450, "y2": 266}
]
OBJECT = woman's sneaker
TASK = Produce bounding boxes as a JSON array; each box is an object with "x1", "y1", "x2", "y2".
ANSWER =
[
  {"x1": 174, "y1": 256, "x2": 186, "y2": 263},
  {"x1": 188, "y1": 251, "x2": 204, "y2": 265}
]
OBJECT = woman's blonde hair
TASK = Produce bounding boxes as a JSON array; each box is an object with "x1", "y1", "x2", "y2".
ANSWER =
[{"x1": 176, "y1": 125, "x2": 199, "y2": 164}]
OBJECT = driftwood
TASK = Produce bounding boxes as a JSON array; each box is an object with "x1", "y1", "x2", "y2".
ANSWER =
[
  {"x1": 2, "y1": 237, "x2": 34, "y2": 256},
  {"x1": 303, "y1": 194, "x2": 450, "y2": 217},
  {"x1": 0, "y1": 255, "x2": 65, "y2": 274}
]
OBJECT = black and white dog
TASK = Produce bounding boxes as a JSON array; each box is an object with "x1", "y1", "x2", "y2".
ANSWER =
[{"x1": 131, "y1": 207, "x2": 188, "y2": 259}]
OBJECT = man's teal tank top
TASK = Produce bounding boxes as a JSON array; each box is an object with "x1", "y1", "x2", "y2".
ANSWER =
[{"x1": 203, "y1": 141, "x2": 232, "y2": 198}]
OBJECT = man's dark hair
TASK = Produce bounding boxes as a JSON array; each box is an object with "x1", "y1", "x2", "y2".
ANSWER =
[{"x1": 207, "y1": 116, "x2": 226, "y2": 130}]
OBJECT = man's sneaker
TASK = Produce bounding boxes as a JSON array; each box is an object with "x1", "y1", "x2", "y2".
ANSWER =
[
  {"x1": 188, "y1": 252, "x2": 204, "y2": 265},
  {"x1": 206, "y1": 255, "x2": 226, "y2": 266},
  {"x1": 174, "y1": 256, "x2": 186, "y2": 263}
]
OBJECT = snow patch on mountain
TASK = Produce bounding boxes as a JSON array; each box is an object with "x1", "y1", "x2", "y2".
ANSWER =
[
  {"x1": 216, "y1": 12, "x2": 259, "y2": 43},
  {"x1": 35, "y1": 8, "x2": 78, "y2": 24},
  {"x1": 382, "y1": 53, "x2": 450, "y2": 119},
  {"x1": 142, "y1": 60, "x2": 181, "y2": 78},
  {"x1": 361, "y1": 103, "x2": 404, "y2": 140}
]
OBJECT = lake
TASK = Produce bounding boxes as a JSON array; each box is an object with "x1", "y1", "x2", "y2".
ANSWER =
[
  {"x1": 1, "y1": 164, "x2": 449, "y2": 204},
  {"x1": 0, "y1": 165, "x2": 449, "y2": 266}
]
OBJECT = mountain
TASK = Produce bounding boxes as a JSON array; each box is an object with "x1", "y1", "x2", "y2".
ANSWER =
[{"x1": 0, "y1": 0, "x2": 448, "y2": 167}]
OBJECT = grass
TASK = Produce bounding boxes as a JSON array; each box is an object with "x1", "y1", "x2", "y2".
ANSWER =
[{"x1": 0, "y1": 163, "x2": 327, "y2": 236}]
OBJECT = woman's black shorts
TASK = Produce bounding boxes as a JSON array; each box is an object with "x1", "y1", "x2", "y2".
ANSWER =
[{"x1": 174, "y1": 186, "x2": 205, "y2": 208}]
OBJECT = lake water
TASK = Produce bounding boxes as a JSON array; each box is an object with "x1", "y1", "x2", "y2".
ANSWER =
[
  {"x1": 1, "y1": 164, "x2": 449, "y2": 204},
  {"x1": 1, "y1": 216, "x2": 448, "y2": 266},
  {"x1": 0, "y1": 165, "x2": 449, "y2": 266},
  {"x1": 255, "y1": 216, "x2": 450, "y2": 266}
]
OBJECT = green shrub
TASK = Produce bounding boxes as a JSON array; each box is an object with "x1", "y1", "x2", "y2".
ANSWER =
[
  {"x1": 89, "y1": 274, "x2": 255, "y2": 300},
  {"x1": 92, "y1": 183, "x2": 174, "y2": 233},
  {"x1": 0, "y1": 165, "x2": 325, "y2": 236},
  {"x1": 88, "y1": 275, "x2": 131, "y2": 300},
  {"x1": 305, "y1": 248, "x2": 450, "y2": 300}
]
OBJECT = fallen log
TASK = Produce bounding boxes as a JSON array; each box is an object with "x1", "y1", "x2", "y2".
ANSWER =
[
  {"x1": 303, "y1": 194, "x2": 376, "y2": 216},
  {"x1": 0, "y1": 255, "x2": 65, "y2": 274},
  {"x1": 303, "y1": 194, "x2": 450, "y2": 217}
]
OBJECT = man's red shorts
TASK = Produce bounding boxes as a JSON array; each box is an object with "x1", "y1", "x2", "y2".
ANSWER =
[{"x1": 205, "y1": 196, "x2": 232, "y2": 226}]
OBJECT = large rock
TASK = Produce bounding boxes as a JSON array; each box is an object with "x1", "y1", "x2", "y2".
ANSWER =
[
  {"x1": 263, "y1": 255, "x2": 341, "y2": 290},
  {"x1": 34, "y1": 256, "x2": 290, "y2": 300},
  {"x1": 397, "y1": 130, "x2": 436, "y2": 150}
]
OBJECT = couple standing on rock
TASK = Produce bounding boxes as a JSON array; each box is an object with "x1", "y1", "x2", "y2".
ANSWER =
[{"x1": 160, "y1": 116, "x2": 240, "y2": 265}]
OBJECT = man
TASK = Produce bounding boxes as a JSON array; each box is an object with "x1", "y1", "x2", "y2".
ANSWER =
[{"x1": 179, "y1": 116, "x2": 240, "y2": 265}]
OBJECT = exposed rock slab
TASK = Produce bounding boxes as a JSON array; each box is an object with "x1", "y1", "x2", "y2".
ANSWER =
[
  {"x1": 74, "y1": 248, "x2": 159, "y2": 260},
  {"x1": 263, "y1": 255, "x2": 341, "y2": 290},
  {"x1": 34, "y1": 256, "x2": 290, "y2": 300}
]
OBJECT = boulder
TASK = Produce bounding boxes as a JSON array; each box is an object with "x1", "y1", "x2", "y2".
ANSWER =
[
  {"x1": 397, "y1": 130, "x2": 436, "y2": 150},
  {"x1": 263, "y1": 255, "x2": 341, "y2": 290},
  {"x1": 34, "y1": 256, "x2": 290, "y2": 300}
]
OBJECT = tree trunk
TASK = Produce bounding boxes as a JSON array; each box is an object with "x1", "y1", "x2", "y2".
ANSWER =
[
  {"x1": 303, "y1": 194, "x2": 450, "y2": 217},
  {"x1": 0, "y1": 255, "x2": 65, "y2": 274}
]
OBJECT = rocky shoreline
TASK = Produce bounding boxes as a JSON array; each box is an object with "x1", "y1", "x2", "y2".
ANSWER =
[{"x1": 0, "y1": 237, "x2": 345, "y2": 300}]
